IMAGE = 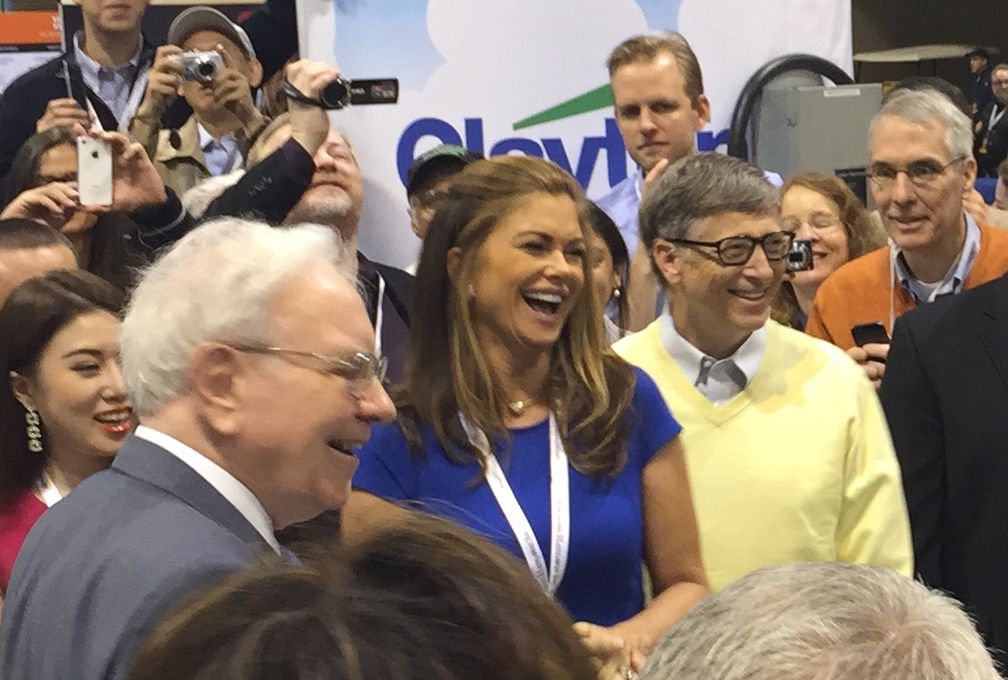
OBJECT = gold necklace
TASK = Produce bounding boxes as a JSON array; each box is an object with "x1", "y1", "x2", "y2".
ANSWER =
[{"x1": 506, "y1": 399, "x2": 530, "y2": 416}]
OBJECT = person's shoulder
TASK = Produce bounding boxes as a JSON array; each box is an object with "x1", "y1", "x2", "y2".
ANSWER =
[
  {"x1": 594, "y1": 173, "x2": 636, "y2": 209},
  {"x1": 905, "y1": 272, "x2": 1008, "y2": 338},
  {"x1": 767, "y1": 320, "x2": 856, "y2": 369},
  {"x1": 817, "y1": 244, "x2": 891, "y2": 295},
  {"x1": 612, "y1": 321, "x2": 661, "y2": 363},
  {"x1": 2, "y1": 53, "x2": 65, "y2": 97}
]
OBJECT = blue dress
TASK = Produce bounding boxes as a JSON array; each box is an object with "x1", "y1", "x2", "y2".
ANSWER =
[{"x1": 353, "y1": 367, "x2": 681, "y2": 625}]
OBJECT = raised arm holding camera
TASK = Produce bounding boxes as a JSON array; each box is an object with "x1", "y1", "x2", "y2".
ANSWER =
[{"x1": 129, "y1": 7, "x2": 266, "y2": 198}]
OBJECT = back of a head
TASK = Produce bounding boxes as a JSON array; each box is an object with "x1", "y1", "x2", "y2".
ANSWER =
[
  {"x1": 131, "y1": 514, "x2": 597, "y2": 680},
  {"x1": 886, "y1": 76, "x2": 971, "y2": 118},
  {"x1": 0, "y1": 219, "x2": 75, "y2": 255},
  {"x1": 642, "y1": 562, "x2": 1000, "y2": 680}
]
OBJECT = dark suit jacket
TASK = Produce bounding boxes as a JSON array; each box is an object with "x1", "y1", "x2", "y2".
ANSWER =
[
  {"x1": 0, "y1": 436, "x2": 277, "y2": 680},
  {"x1": 974, "y1": 100, "x2": 1008, "y2": 177},
  {"x1": 880, "y1": 273, "x2": 1008, "y2": 664}
]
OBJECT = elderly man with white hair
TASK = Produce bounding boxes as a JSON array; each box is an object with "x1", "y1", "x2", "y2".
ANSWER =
[
  {"x1": 0, "y1": 218, "x2": 395, "y2": 680},
  {"x1": 642, "y1": 562, "x2": 1001, "y2": 680}
]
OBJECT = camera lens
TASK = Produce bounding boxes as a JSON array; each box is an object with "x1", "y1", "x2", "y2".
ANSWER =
[
  {"x1": 91, "y1": 151, "x2": 99, "y2": 159},
  {"x1": 320, "y1": 78, "x2": 351, "y2": 109},
  {"x1": 197, "y1": 61, "x2": 215, "y2": 78}
]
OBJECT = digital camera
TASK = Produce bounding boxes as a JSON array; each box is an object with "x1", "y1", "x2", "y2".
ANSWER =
[
  {"x1": 786, "y1": 239, "x2": 814, "y2": 273},
  {"x1": 179, "y1": 51, "x2": 223, "y2": 82}
]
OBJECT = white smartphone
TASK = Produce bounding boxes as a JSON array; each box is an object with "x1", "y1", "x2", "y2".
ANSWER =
[{"x1": 76, "y1": 136, "x2": 112, "y2": 207}]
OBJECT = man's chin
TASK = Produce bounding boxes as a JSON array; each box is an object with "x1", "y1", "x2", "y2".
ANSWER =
[{"x1": 285, "y1": 196, "x2": 356, "y2": 227}]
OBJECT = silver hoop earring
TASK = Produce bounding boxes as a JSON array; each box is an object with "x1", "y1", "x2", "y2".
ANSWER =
[{"x1": 25, "y1": 409, "x2": 42, "y2": 453}]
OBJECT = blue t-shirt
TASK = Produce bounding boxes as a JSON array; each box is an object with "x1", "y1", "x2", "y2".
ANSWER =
[{"x1": 353, "y1": 367, "x2": 681, "y2": 626}]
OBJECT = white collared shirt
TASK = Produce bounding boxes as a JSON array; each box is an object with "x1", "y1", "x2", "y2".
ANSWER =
[
  {"x1": 659, "y1": 310, "x2": 767, "y2": 404},
  {"x1": 133, "y1": 425, "x2": 281, "y2": 554},
  {"x1": 197, "y1": 123, "x2": 242, "y2": 177},
  {"x1": 72, "y1": 31, "x2": 144, "y2": 124},
  {"x1": 890, "y1": 212, "x2": 981, "y2": 304}
]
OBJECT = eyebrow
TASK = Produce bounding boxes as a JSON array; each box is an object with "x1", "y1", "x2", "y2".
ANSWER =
[{"x1": 60, "y1": 349, "x2": 112, "y2": 360}]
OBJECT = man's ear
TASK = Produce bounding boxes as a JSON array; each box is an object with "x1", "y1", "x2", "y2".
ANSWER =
[
  {"x1": 963, "y1": 156, "x2": 979, "y2": 193},
  {"x1": 692, "y1": 94, "x2": 712, "y2": 130},
  {"x1": 247, "y1": 58, "x2": 264, "y2": 89},
  {"x1": 189, "y1": 344, "x2": 243, "y2": 436},
  {"x1": 9, "y1": 370, "x2": 36, "y2": 412},
  {"x1": 652, "y1": 238, "x2": 683, "y2": 288}
]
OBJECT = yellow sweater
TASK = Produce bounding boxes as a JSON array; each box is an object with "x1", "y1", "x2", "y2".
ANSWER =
[{"x1": 614, "y1": 319, "x2": 913, "y2": 591}]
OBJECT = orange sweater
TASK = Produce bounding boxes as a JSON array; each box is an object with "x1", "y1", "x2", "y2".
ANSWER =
[{"x1": 806, "y1": 224, "x2": 1008, "y2": 349}]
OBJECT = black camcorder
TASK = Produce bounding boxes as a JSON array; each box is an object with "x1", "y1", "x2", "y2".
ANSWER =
[{"x1": 318, "y1": 77, "x2": 399, "y2": 110}]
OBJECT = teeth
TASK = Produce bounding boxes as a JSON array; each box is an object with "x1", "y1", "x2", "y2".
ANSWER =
[
  {"x1": 524, "y1": 292, "x2": 563, "y2": 304},
  {"x1": 95, "y1": 411, "x2": 131, "y2": 423}
]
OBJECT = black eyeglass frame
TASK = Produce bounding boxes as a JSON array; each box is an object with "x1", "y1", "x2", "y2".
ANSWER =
[{"x1": 667, "y1": 231, "x2": 795, "y2": 266}]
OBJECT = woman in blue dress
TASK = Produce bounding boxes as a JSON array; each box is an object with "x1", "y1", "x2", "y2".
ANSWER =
[{"x1": 344, "y1": 156, "x2": 707, "y2": 668}]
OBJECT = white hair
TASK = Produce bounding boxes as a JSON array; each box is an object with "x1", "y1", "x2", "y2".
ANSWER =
[
  {"x1": 642, "y1": 562, "x2": 999, "y2": 680},
  {"x1": 120, "y1": 218, "x2": 356, "y2": 416},
  {"x1": 871, "y1": 88, "x2": 974, "y2": 161}
]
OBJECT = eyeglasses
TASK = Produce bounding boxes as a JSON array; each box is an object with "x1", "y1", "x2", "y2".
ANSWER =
[
  {"x1": 408, "y1": 188, "x2": 449, "y2": 212},
  {"x1": 866, "y1": 156, "x2": 965, "y2": 189},
  {"x1": 669, "y1": 231, "x2": 794, "y2": 266},
  {"x1": 780, "y1": 213, "x2": 842, "y2": 232},
  {"x1": 228, "y1": 345, "x2": 388, "y2": 386}
]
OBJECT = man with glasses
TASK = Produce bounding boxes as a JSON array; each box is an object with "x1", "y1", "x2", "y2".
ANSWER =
[
  {"x1": 806, "y1": 88, "x2": 1008, "y2": 385},
  {"x1": 974, "y1": 63, "x2": 1008, "y2": 177},
  {"x1": 614, "y1": 152, "x2": 911, "y2": 592},
  {"x1": 0, "y1": 218, "x2": 395, "y2": 680}
]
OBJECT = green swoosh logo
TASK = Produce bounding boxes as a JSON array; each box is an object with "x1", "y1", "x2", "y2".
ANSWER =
[{"x1": 512, "y1": 84, "x2": 613, "y2": 131}]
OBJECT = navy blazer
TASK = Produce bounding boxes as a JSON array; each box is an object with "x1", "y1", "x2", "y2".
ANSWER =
[
  {"x1": 880, "y1": 273, "x2": 1008, "y2": 666},
  {"x1": 0, "y1": 435, "x2": 278, "y2": 680}
]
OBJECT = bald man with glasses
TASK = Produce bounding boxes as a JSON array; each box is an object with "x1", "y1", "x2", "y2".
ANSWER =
[
  {"x1": 614, "y1": 152, "x2": 912, "y2": 592},
  {"x1": 806, "y1": 88, "x2": 1008, "y2": 386}
]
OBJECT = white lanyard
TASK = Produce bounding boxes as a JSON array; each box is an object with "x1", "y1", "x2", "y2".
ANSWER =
[
  {"x1": 459, "y1": 412, "x2": 570, "y2": 594},
  {"x1": 990, "y1": 105, "x2": 1006, "y2": 132},
  {"x1": 35, "y1": 471, "x2": 64, "y2": 508},
  {"x1": 373, "y1": 273, "x2": 385, "y2": 355}
]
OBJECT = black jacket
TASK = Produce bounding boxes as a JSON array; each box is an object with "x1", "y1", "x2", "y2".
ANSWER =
[
  {"x1": 0, "y1": 42, "x2": 156, "y2": 183},
  {"x1": 974, "y1": 100, "x2": 1008, "y2": 177},
  {"x1": 880, "y1": 273, "x2": 1008, "y2": 665}
]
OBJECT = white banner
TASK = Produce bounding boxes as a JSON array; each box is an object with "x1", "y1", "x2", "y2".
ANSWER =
[{"x1": 298, "y1": 0, "x2": 852, "y2": 268}]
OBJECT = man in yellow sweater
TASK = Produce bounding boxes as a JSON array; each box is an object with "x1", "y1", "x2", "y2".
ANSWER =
[
  {"x1": 614, "y1": 153, "x2": 912, "y2": 592},
  {"x1": 805, "y1": 89, "x2": 1008, "y2": 387}
]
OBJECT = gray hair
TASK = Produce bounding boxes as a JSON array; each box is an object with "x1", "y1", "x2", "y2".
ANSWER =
[
  {"x1": 638, "y1": 152, "x2": 778, "y2": 252},
  {"x1": 180, "y1": 170, "x2": 245, "y2": 219},
  {"x1": 870, "y1": 88, "x2": 973, "y2": 162},
  {"x1": 120, "y1": 218, "x2": 355, "y2": 416},
  {"x1": 642, "y1": 562, "x2": 1000, "y2": 680}
]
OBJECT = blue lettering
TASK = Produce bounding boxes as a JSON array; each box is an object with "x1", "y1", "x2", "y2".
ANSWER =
[
  {"x1": 396, "y1": 117, "x2": 463, "y2": 185},
  {"x1": 489, "y1": 138, "x2": 544, "y2": 157},
  {"x1": 464, "y1": 118, "x2": 486, "y2": 156},
  {"x1": 698, "y1": 129, "x2": 730, "y2": 152}
]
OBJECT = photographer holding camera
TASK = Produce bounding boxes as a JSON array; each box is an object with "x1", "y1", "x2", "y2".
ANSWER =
[{"x1": 130, "y1": 7, "x2": 267, "y2": 197}]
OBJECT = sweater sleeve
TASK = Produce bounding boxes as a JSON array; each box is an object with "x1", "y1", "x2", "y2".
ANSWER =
[{"x1": 835, "y1": 367, "x2": 914, "y2": 576}]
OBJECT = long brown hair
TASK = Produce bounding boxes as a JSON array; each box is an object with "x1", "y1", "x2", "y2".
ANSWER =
[
  {"x1": 404, "y1": 156, "x2": 635, "y2": 478},
  {"x1": 773, "y1": 172, "x2": 886, "y2": 328}
]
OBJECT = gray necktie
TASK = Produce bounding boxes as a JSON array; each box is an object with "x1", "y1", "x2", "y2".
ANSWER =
[{"x1": 695, "y1": 356, "x2": 716, "y2": 387}]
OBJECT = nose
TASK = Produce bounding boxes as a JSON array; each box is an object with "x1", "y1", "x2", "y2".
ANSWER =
[
  {"x1": 356, "y1": 378, "x2": 396, "y2": 424},
  {"x1": 638, "y1": 108, "x2": 658, "y2": 134},
  {"x1": 103, "y1": 361, "x2": 128, "y2": 403},
  {"x1": 889, "y1": 171, "x2": 916, "y2": 205},
  {"x1": 543, "y1": 247, "x2": 584, "y2": 285},
  {"x1": 796, "y1": 220, "x2": 818, "y2": 243},
  {"x1": 743, "y1": 241, "x2": 776, "y2": 280}
]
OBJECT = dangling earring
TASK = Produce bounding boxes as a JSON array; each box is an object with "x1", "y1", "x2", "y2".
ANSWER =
[
  {"x1": 25, "y1": 409, "x2": 42, "y2": 453},
  {"x1": 468, "y1": 284, "x2": 476, "y2": 300},
  {"x1": 612, "y1": 287, "x2": 622, "y2": 299}
]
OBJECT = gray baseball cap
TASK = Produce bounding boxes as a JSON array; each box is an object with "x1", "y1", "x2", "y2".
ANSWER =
[{"x1": 167, "y1": 6, "x2": 257, "y2": 60}]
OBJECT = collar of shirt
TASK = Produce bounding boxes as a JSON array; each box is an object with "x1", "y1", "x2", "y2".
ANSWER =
[
  {"x1": 133, "y1": 425, "x2": 281, "y2": 555},
  {"x1": 72, "y1": 30, "x2": 142, "y2": 83},
  {"x1": 658, "y1": 310, "x2": 767, "y2": 403},
  {"x1": 890, "y1": 212, "x2": 980, "y2": 304},
  {"x1": 198, "y1": 122, "x2": 241, "y2": 174}
]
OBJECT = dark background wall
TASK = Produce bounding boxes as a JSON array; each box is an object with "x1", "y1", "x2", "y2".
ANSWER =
[{"x1": 853, "y1": 0, "x2": 1008, "y2": 95}]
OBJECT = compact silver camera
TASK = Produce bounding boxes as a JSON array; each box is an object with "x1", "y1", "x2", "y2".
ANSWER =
[
  {"x1": 179, "y1": 51, "x2": 223, "y2": 82},
  {"x1": 786, "y1": 239, "x2": 814, "y2": 273}
]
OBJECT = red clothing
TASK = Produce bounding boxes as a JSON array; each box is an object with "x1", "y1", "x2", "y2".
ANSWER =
[
  {"x1": 806, "y1": 224, "x2": 1008, "y2": 349},
  {"x1": 0, "y1": 489, "x2": 46, "y2": 593}
]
